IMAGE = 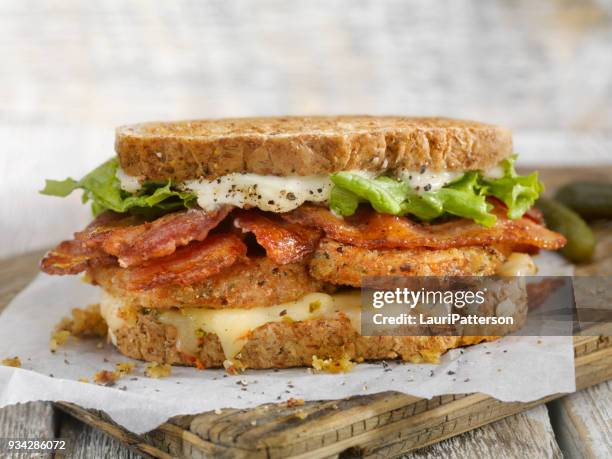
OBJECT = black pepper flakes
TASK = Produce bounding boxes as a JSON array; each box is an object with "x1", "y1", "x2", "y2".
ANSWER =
[
  {"x1": 286, "y1": 192, "x2": 297, "y2": 201},
  {"x1": 423, "y1": 184, "x2": 432, "y2": 192},
  {"x1": 420, "y1": 165, "x2": 427, "y2": 174}
]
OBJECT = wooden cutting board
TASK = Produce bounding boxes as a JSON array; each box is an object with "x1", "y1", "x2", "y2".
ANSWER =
[{"x1": 1, "y1": 166, "x2": 611, "y2": 459}]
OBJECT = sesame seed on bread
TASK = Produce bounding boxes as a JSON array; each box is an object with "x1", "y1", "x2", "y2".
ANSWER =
[{"x1": 115, "y1": 116, "x2": 513, "y2": 182}]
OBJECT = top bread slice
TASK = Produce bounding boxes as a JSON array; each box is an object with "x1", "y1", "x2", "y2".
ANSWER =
[{"x1": 115, "y1": 116, "x2": 512, "y2": 182}]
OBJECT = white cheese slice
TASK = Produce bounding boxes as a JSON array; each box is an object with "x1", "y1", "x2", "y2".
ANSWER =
[{"x1": 148, "y1": 291, "x2": 362, "y2": 360}]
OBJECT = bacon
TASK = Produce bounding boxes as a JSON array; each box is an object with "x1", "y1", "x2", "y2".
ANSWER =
[
  {"x1": 76, "y1": 206, "x2": 232, "y2": 267},
  {"x1": 40, "y1": 240, "x2": 114, "y2": 275},
  {"x1": 125, "y1": 233, "x2": 247, "y2": 290},
  {"x1": 524, "y1": 206, "x2": 545, "y2": 225},
  {"x1": 234, "y1": 210, "x2": 322, "y2": 264},
  {"x1": 283, "y1": 204, "x2": 566, "y2": 251}
]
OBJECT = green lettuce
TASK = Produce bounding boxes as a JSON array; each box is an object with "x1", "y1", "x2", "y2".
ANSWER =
[
  {"x1": 481, "y1": 155, "x2": 544, "y2": 219},
  {"x1": 40, "y1": 158, "x2": 197, "y2": 217},
  {"x1": 329, "y1": 156, "x2": 542, "y2": 227}
]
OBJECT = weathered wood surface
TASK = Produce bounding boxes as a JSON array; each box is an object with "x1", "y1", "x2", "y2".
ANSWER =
[
  {"x1": 406, "y1": 405, "x2": 562, "y2": 459},
  {"x1": 57, "y1": 412, "x2": 148, "y2": 459},
  {"x1": 549, "y1": 380, "x2": 612, "y2": 459}
]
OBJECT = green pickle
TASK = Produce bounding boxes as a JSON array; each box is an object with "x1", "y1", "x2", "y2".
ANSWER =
[
  {"x1": 536, "y1": 197, "x2": 595, "y2": 263},
  {"x1": 555, "y1": 182, "x2": 612, "y2": 220}
]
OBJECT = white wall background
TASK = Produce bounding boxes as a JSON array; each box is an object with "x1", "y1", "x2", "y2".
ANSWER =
[{"x1": 1, "y1": 0, "x2": 611, "y2": 257}]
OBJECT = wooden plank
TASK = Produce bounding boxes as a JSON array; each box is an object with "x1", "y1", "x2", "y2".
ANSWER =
[
  {"x1": 54, "y1": 403, "x2": 170, "y2": 459},
  {"x1": 549, "y1": 380, "x2": 612, "y2": 458},
  {"x1": 405, "y1": 405, "x2": 562, "y2": 459},
  {"x1": 56, "y1": 411, "x2": 148, "y2": 459},
  {"x1": 0, "y1": 402, "x2": 57, "y2": 459}
]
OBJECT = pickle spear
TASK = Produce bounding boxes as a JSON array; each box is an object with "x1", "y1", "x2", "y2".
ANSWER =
[
  {"x1": 536, "y1": 197, "x2": 595, "y2": 263},
  {"x1": 555, "y1": 182, "x2": 612, "y2": 220}
]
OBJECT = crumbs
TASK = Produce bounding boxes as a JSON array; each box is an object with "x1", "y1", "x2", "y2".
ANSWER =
[
  {"x1": 312, "y1": 354, "x2": 355, "y2": 373},
  {"x1": 1, "y1": 356, "x2": 21, "y2": 368},
  {"x1": 223, "y1": 359, "x2": 245, "y2": 375},
  {"x1": 144, "y1": 362, "x2": 172, "y2": 379},
  {"x1": 92, "y1": 362, "x2": 135, "y2": 386},
  {"x1": 79, "y1": 361, "x2": 171, "y2": 385},
  {"x1": 50, "y1": 304, "x2": 107, "y2": 352}
]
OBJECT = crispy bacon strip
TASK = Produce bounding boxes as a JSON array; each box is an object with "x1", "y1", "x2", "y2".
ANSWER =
[
  {"x1": 40, "y1": 240, "x2": 114, "y2": 275},
  {"x1": 126, "y1": 233, "x2": 247, "y2": 290},
  {"x1": 283, "y1": 204, "x2": 566, "y2": 251},
  {"x1": 76, "y1": 206, "x2": 232, "y2": 267},
  {"x1": 234, "y1": 210, "x2": 323, "y2": 264}
]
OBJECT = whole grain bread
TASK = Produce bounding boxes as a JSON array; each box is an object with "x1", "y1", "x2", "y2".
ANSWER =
[
  {"x1": 111, "y1": 312, "x2": 498, "y2": 369},
  {"x1": 116, "y1": 116, "x2": 512, "y2": 181}
]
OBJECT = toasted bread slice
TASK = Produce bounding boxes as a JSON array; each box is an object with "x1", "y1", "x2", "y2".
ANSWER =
[
  {"x1": 116, "y1": 116, "x2": 512, "y2": 182},
  {"x1": 110, "y1": 310, "x2": 498, "y2": 369}
]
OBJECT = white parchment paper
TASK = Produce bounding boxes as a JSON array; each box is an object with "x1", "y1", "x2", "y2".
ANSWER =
[{"x1": 0, "y1": 252, "x2": 576, "y2": 434}]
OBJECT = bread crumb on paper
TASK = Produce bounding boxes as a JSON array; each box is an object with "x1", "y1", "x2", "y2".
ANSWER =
[
  {"x1": 145, "y1": 362, "x2": 172, "y2": 378},
  {"x1": 115, "y1": 362, "x2": 135, "y2": 376},
  {"x1": 223, "y1": 359, "x2": 244, "y2": 375},
  {"x1": 50, "y1": 330, "x2": 71, "y2": 352},
  {"x1": 1, "y1": 356, "x2": 21, "y2": 368},
  {"x1": 92, "y1": 362, "x2": 136, "y2": 386},
  {"x1": 94, "y1": 370, "x2": 119, "y2": 386},
  {"x1": 286, "y1": 398, "x2": 305, "y2": 408},
  {"x1": 50, "y1": 304, "x2": 107, "y2": 351},
  {"x1": 312, "y1": 354, "x2": 355, "y2": 373}
]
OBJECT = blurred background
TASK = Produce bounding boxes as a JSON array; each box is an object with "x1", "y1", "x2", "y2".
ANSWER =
[{"x1": 1, "y1": 0, "x2": 611, "y2": 257}]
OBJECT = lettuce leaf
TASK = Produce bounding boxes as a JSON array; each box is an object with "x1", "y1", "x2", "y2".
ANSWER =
[
  {"x1": 40, "y1": 158, "x2": 197, "y2": 216},
  {"x1": 481, "y1": 155, "x2": 544, "y2": 219},
  {"x1": 41, "y1": 155, "x2": 542, "y2": 227},
  {"x1": 329, "y1": 156, "x2": 543, "y2": 226}
]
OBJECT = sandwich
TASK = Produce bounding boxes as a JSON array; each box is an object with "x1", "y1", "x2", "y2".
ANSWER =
[{"x1": 40, "y1": 116, "x2": 566, "y2": 371}]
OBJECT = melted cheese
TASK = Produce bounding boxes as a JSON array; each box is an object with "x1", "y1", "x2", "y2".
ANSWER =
[
  {"x1": 497, "y1": 253, "x2": 538, "y2": 276},
  {"x1": 99, "y1": 292, "x2": 128, "y2": 346},
  {"x1": 100, "y1": 292, "x2": 127, "y2": 332},
  {"x1": 158, "y1": 292, "x2": 362, "y2": 359}
]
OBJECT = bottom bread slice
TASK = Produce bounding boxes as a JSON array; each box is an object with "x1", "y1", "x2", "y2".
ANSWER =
[{"x1": 109, "y1": 311, "x2": 497, "y2": 369}]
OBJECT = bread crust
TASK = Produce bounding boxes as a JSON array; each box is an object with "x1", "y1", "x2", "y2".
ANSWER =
[
  {"x1": 116, "y1": 116, "x2": 512, "y2": 181},
  {"x1": 111, "y1": 311, "x2": 497, "y2": 369}
]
